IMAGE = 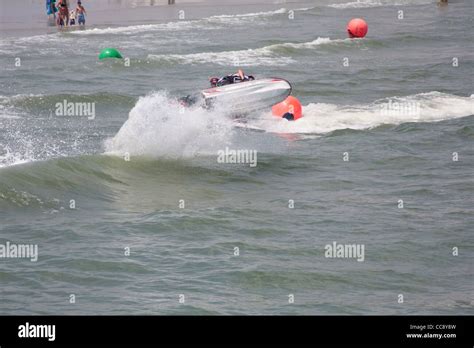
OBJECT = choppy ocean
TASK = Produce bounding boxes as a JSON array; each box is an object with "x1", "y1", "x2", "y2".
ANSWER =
[{"x1": 0, "y1": 0, "x2": 473, "y2": 315}]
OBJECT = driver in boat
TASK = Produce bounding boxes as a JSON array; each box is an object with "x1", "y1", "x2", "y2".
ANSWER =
[
  {"x1": 178, "y1": 70, "x2": 255, "y2": 107},
  {"x1": 210, "y1": 69, "x2": 255, "y2": 87}
]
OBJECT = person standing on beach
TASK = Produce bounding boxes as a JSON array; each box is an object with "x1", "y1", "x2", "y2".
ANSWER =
[
  {"x1": 76, "y1": 1, "x2": 87, "y2": 26},
  {"x1": 56, "y1": 0, "x2": 69, "y2": 26},
  {"x1": 47, "y1": 0, "x2": 57, "y2": 19}
]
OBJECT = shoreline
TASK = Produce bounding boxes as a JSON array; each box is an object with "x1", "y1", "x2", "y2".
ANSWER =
[{"x1": 0, "y1": 0, "x2": 334, "y2": 37}]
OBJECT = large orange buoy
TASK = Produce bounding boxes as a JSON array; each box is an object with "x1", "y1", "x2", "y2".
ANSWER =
[
  {"x1": 272, "y1": 96, "x2": 303, "y2": 121},
  {"x1": 347, "y1": 18, "x2": 368, "y2": 38}
]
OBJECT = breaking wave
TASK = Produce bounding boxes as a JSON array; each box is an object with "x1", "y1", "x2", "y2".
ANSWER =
[
  {"x1": 328, "y1": 0, "x2": 434, "y2": 9},
  {"x1": 147, "y1": 37, "x2": 353, "y2": 66}
]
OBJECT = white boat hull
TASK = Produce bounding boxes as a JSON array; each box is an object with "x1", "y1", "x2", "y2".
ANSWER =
[{"x1": 201, "y1": 78, "x2": 292, "y2": 115}]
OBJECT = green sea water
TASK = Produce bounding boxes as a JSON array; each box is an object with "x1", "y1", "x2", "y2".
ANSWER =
[{"x1": 0, "y1": 0, "x2": 473, "y2": 314}]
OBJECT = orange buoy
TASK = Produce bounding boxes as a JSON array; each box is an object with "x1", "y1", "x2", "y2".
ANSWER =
[
  {"x1": 347, "y1": 18, "x2": 368, "y2": 38},
  {"x1": 272, "y1": 96, "x2": 302, "y2": 121}
]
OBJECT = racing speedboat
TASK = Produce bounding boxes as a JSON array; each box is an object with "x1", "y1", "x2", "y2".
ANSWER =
[
  {"x1": 180, "y1": 78, "x2": 292, "y2": 116},
  {"x1": 202, "y1": 78, "x2": 292, "y2": 115}
]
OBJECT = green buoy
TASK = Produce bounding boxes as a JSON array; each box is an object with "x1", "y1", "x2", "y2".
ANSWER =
[{"x1": 99, "y1": 48, "x2": 123, "y2": 60}]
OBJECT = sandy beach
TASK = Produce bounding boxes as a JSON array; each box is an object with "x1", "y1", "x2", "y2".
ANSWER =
[{"x1": 0, "y1": 0, "x2": 332, "y2": 36}]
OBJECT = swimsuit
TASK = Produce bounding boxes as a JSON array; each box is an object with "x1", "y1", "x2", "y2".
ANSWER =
[{"x1": 59, "y1": 5, "x2": 68, "y2": 16}]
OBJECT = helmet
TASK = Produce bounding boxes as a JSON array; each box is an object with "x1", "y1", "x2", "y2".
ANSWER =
[{"x1": 209, "y1": 77, "x2": 219, "y2": 87}]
